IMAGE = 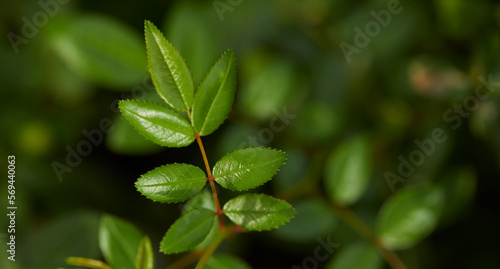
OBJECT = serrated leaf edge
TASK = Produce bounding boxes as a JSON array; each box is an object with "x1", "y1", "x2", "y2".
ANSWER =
[
  {"x1": 144, "y1": 20, "x2": 194, "y2": 111},
  {"x1": 212, "y1": 146, "x2": 288, "y2": 191},
  {"x1": 118, "y1": 99, "x2": 195, "y2": 148},
  {"x1": 223, "y1": 193, "x2": 296, "y2": 231}
]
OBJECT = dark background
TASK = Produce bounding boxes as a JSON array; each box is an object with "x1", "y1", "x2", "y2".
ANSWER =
[{"x1": 1, "y1": 0, "x2": 500, "y2": 268}]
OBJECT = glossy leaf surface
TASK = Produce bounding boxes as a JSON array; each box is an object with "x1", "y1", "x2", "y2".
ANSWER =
[
  {"x1": 192, "y1": 50, "x2": 237, "y2": 136},
  {"x1": 145, "y1": 21, "x2": 194, "y2": 111},
  {"x1": 135, "y1": 163, "x2": 206, "y2": 203},
  {"x1": 119, "y1": 100, "x2": 194, "y2": 147},
  {"x1": 213, "y1": 147, "x2": 287, "y2": 191},
  {"x1": 160, "y1": 208, "x2": 216, "y2": 254},
  {"x1": 223, "y1": 194, "x2": 295, "y2": 231}
]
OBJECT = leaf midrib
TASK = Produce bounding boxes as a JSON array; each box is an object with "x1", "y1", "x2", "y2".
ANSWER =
[
  {"x1": 214, "y1": 157, "x2": 282, "y2": 178},
  {"x1": 136, "y1": 178, "x2": 206, "y2": 187},
  {"x1": 151, "y1": 30, "x2": 188, "y2": 110},
  {"x1": 200, "y1": 56, "x2": 233, "y2": 133}
]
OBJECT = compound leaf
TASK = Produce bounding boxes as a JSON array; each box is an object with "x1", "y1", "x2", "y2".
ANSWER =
[
  {"x1": 135, "y1": 236, "x2": 154, "y2": 269},
  {"x1": 144, "y1": 20, "x2": 194, "y2": 111},
  {"x1": 135, "y1": 163, "x2": 206, "y2": 203},
  {"x1": 160, "y1": 208, "x2": 217, "y2": 254},
  {"x1": 213, "y1": 147, "x2": 287, "y2": 191},
  {"x1": 375, "y1": 185, "x2": 444, "y2": 250},
  {"x1": 192, "y1": 50, "x2": 236, "y2": 136},
  {"x1": 99, "y1": 215, "x2": 143, "y2": 269},
  {"x1": 119, "y1": 100, "x2": 194, "y2": 147},
  {"x1": 223, "y1": 194, "x2": 295, "y2": 231},
  {"x1": 325, "y1": 135, "x2": 372, "y2": 206}
]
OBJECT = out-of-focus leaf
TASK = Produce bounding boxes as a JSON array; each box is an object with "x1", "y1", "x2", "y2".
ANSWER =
[
  {"x1": 135, "y1": 236, "x2": 154, "y2": 269},
  {"x1": 144, "y1": 20, "x2": 194, "y2": 111},
  {"x1": 192, "y1": 50, "x2": 236, "y2": 136},
  {"x1": 223, "y1": 194, "x2": 295, "y2": 231},
  {"x1": 213, "y1": 147, "x2": 287, "y2": 191},
  {"x1": 65, "y1": 257, "x2": 112, "y2": 269},
  {"x1": 48, "y1": 15, "x2": 146, "y2": 89},
  {"x1": 375, "y1": 185, "x2": 444, "y2": 250},
  {"x1": 160, "y1": 208, "x2": 216, "y2": 254},
  {"x1": 163, "y1": 2, "x2": 219, "y2": 83},
  {"x1": 274, "y1": 197, "x2": 337, "y2": 242},
  {"x1": 135, "y1": 163, "x2": 207, "y2": 203},
  {"x1": 106, "y1": 114, "x2": 161, "y2": 155},
  {"x1": 325, "y1": 136, "x2": 372, "y2": 206},
  {"x1": 99, "y1": 215, "x2": 143, "y2": 269},
  {"x1": 326, "y1": 242, "x2": 382, "y2": 269},
  {"x1": 206, "y1": 254, "x2": 252, "y2": 269},
  {"x1": 239, "y1": 56, "x2": 297, "y2": 119},
  {"x1": 22, "y1": 212, "x2": 100, "y2": 268},
  {"x1": 291, "y1": 102, "x2": 341, "y2": 142},
  {"x1": 118, "y1": 100, "x2": 195, "y2": 147}
]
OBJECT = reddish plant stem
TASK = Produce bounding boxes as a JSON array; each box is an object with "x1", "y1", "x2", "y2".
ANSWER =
[{"x1": 194, "y1": 133, "x2": 225, "y2": 229}]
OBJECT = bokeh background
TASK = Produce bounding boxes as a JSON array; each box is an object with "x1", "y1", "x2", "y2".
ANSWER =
[{"x1": 1, "y1": 0, "x2": 500, "y2": 268}]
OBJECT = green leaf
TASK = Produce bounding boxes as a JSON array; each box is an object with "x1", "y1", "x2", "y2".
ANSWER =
[
  {"x1": 375, "y1": 185, "x2": 444, "y2": 250},
  {"x1": 21, "y1": 212, "x2": 100, "y2": 268},
  {"x1": 99, "y1": 215, "x2": 144, "y2": 269},
  {"x1": 206, "y1": 254, "x2": 252, "y2": 269},
  {"x1": 326, "y1": 242, "x2": 382, "y2": 269},
  {"x1": 182, "y1": 190, "x2": 216, "y2": 214},
  {"x1": 65, "y1": 257, "x2": 112, "y2": 269},
  {"x1": 48, "y1": 15, "x2": 146, "y2": 89},
  {"x1": 144, "y1": 20, "x2": 194, "y2": 111},
  {"x1": 192, "y1": 50, "x2": 237, "y2": 136},
  {"x1": 135, "y1": 163, "x2": 206, "y2": 203},
  {"x1": 213, "y1": 147, "x2": 287, "y2": 191},
  {"x1": 325, "y1": 136, "x2": 372, "y2": 206},
  {"x1": 118, "y1": 100, "x2": 195, "y2": 147},
  {"x1": 239, "y1": 55, "x2": 297, "y2": 119},
  {"x1": 223, "y1": 194, "x2": 295, "y2": 231},
  {"x1": 136, "y1": 236, "x2": 154, "y2": 269},
  {"x1": 160, "y1": 208, "x2": 217, "y2": 254}
]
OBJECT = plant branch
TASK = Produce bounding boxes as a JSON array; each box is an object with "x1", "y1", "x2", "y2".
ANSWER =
[
  {"x1": 194, "y1": 133, "x2": 224, "y2": 229},
  {"x1": 330, "y1": 201, "x2": 408, "y2": 269},
  {"x1": 194, "y1": 228, "x2": 226, "y2": 269}
]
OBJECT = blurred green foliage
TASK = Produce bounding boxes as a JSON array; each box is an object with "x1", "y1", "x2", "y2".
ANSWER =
[{"x1": 1, "y1": 0, "x2": 500, "y2": 268}]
